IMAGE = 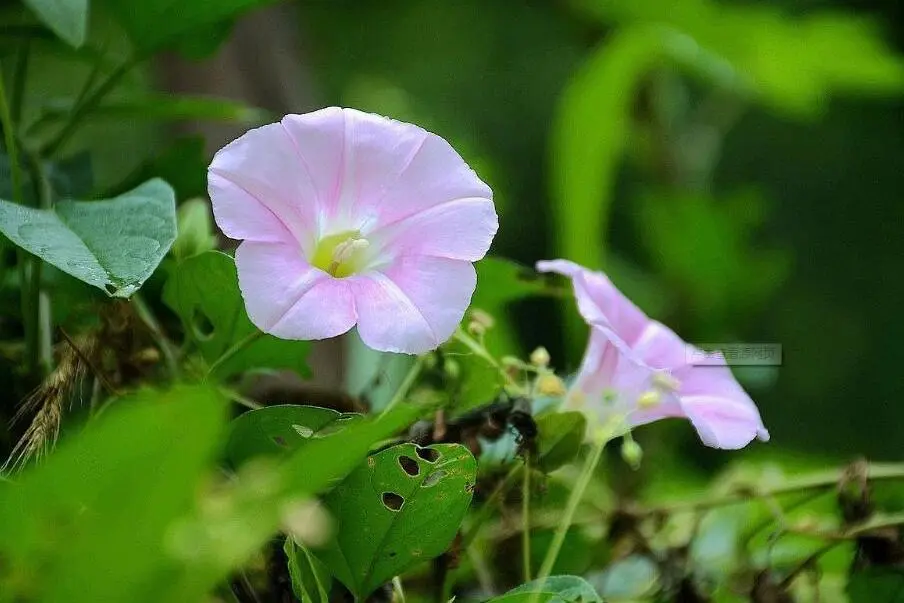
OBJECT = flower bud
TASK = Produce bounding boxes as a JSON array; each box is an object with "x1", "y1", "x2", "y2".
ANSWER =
[
  {"x1": 536, "y1": 373, "x2": 566, "y2": 397},
  {"x1": 468, "y1": 309, "x2": 494, "y2": 336},
  {"x1": 443, "y1": 358, "x2": 461, "y2": 381},
  {"x1": 530, "y1": 346, "x2": 551, "y2": 368},
  {"x1": 620, "y1": 439, "x2": 643, "y2": 470},
  {"x1": 467, "y1": 321, "x2": 486, "y2": 337},
  {"x1": 172, "y1": 198, "x2": 218, "y2": 261}
]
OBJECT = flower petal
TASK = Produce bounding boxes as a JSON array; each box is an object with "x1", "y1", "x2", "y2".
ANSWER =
[
  {"x1": 235, "y1": 240, "x2": 356, "y2": 340},
  {"x1": 372, "y1": 197, "x2": 498, "y2": 261},
  {"x1": 567, "y1": 328, "x2": 684, "y2": 430},
  {"x1": 675, "y1": 363, "x2": 770, "y2": 449},
  {"x1": 631, "y1": 320, "x2": 688, "y2": 370},
  {"x1": 345, "y1": 113, "x2": 492, "y2": 226},
  {"x1": 350, "y1": 257, "x2": 476, "y2": 354},
  {"x1": 208, "y1": 171, "x2": 292, "y2": 243},
  {"x1": 536, "y1": 259, "x2": 649, "y2": 345},
  {"x1": 280, "y1": 108, "x2": 350, "y2": 222},
  {"x1": 209, "y1": 120, "x2": 323, "y2": 245}
]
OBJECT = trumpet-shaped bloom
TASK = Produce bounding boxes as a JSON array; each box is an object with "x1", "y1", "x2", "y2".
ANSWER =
[
  {"x1": 208, "y1": 108, "x2": 497, "y2": 354},
  {"x1": 537, "y1": 259, "x2": 769, "y2": 450}
]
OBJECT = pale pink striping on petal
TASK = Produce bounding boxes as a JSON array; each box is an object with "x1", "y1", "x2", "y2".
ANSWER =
[{"x1": 209, "y1": 107, "x2": 497, "y2": 354}]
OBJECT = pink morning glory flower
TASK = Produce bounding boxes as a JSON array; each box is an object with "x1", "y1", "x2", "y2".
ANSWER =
[
  {"x1": 537, "y1": 259, "x2": 769, "y2": 450},
  {"x1": 208, "y1": 108, "x2": 498, "y2": 354}
]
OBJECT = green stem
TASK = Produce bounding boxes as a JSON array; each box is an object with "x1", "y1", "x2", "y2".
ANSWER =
[
  {"x1": 0, "y1": 70, "x2": 24, "y2": 204},
  {"x1": 779, "y1": 511, "x2": 904, "y2": 589},
  {"x1": 536, "y1": 435, "x2": 608, "y2": 583},
  {"x1": 42, "y1": 57, "x2": 138, "y2": 157},
  {"x1": 0, "y1": 65, "x2": 48, "y2": 377},
  {"x1": 442, "y1": 464, "x2": 523, "y2": 600},
  {"x1": 452, "y1": 329, "x2": 525, "y2": 395},
  {"x1": 131, "y1": 294, "x2": 180, "y2": 379},
  {"x1": 10, "y1": 40, "x2": 29, "y2": 125},
  {"x1": 31, "y1": 161, "x2": 53, "y2": 375},
  {"x1": 522, "y1": 457, "x2": 532, "y2": 582},
  {"x1": 637, "y1": 462, "x2": 904, "y2": 516},
  {"x1": 379, "y1": 355, "x2": 425, "y2": 416},
  {"x1": 206, "y1": 330, "x2": 264, "y2": 378},
  {"x1": 462, "y1": 464, "x2": 523, "y2": 550}
]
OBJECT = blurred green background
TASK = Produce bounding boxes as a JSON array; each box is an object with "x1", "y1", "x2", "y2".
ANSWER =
[{"x1": 3, "y1": 0, "x2": 903, "y2": 463}]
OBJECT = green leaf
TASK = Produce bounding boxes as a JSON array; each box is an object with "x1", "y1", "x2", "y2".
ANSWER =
[
  {"x1": 162, "y1": 250, "x2": 311, "y2": 379},
  {"x1": 154, "y1": 399, "x2": 434, "y2": 601},
  {"x1": 536, "y1": 412, "x2": 586, "y2": 473},
  {"x1": 23, "y1": 0, "x2": 88, "y2": 47},
  {"x1": 0, "y1": 178, "x2": 176, "y2": 297},
  {"x1": 172, "y1": 198, "x2": 217, "y2": 261},
  {"x1": 491, "y1": 575, "x2": 602, "y2": 603},
  {"x1": 0, "y1": 384, "x2": 226, "y2": 602},
  {"x1": 285, "y1": 537, "x2": 332, "y2": 603},
  {"x1": 225, "y1": 405, "x2": 362, "y2": 468},
  {"x1": 572, "y1": 0, "x2": 904, "y2": 116},
  {"x1": 95, "y1": 0, "x2": 277, "y2": 54},
  {"x1": 316, "y1": 442, "x2": 477, "y2": 599}
]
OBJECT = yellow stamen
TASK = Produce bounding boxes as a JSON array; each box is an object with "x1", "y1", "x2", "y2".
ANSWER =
[
  {"x1": 310, "y1": 230, "x2": 370, "y2": 278},
  {"x1": 637, "y1": 390, "x2": 661, "y2": 408},
  {"x1": 652, "y1": 371, "x2": 681, "y2": 392}
]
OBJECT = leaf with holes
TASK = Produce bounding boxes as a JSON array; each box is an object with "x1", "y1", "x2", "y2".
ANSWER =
[
  {"x1": 536, "y1": 412, "x2": 586, "y2": 473},
  {"x1": 225, "y1": 405, "x2": 362, "y2": 468},
  {"x1": 162, "y1": 251, "x2": 310, "y2": 379},
  {"x1": 314, "y1": 443, "x2": 477, "y2": 598},
  {"x1": 0, "y1": 179, "x2": 175, "y2": 297},
  {"x1": 491, "y1": 575, "x2": 602, "y2": 603}
]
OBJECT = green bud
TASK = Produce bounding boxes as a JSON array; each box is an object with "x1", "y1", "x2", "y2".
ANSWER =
[
  {"x1": 620, "y1": 439, "x2": 643, "y2": 470},
  {"x1": 443, "y1": 358, "x2": 461, "y2": 381},
  {"x1": 172, "y1": 198, "x2": 218, "y2": 261}
]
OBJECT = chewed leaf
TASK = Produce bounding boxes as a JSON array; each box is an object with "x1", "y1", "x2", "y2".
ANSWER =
[
  {"x1": 0, "y1": 179, "x2": 176, "y2": 298},
  {"x1": 225, "y1": 405, "x2": 362, "y2": 468},
  {"x1": 314, "y1": 443, "x2": 477, "y2": 599},
  {"x1": 162, "y1": 251, "x2": 312, "y2": 379}
]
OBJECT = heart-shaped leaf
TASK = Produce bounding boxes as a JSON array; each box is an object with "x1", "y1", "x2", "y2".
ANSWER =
[
  {"x1": 162, "y1": 251, "x2": 311, "y2": 379},
  {"x1": 315, "y1": 443, "x2": 477, "y2": 598},
  {"x1": 536, "y1": 412, "x2": 587, "y2": 473},
  {"x1": 0, "y1": 179, "x2": 176, "y2": 298},
  {"x1": 225, "y1": 405, "x2": 362, "y2": 468}
]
